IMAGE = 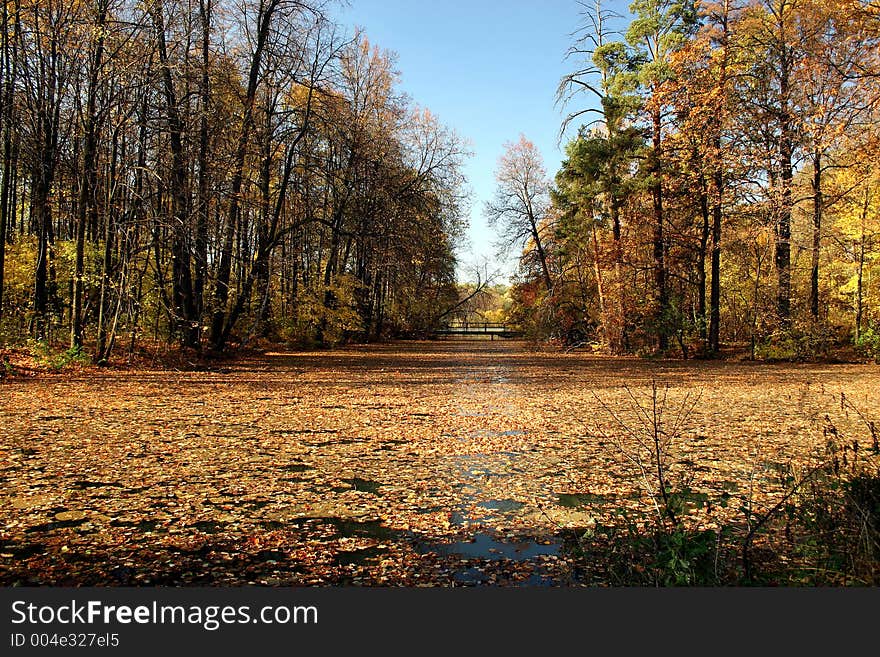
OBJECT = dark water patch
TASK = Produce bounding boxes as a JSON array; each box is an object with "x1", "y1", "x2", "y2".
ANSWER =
[
  {"x1": 190, "y1": 520, "x2": 228, "y2": 534},
  {"x1": 477, "y1": 499, "x2": 524, "y2": 513},
  {"x1": 294, "y1": 517, "x2": 395, "y2": 541},
  {"x1": 279, "y1": 477, "x2": 310, "y2": 484},
  {"x1": 450, "y1": 566, "x2": 558, "y2": 587},
  {"x1": 452, "y1": 566, "x2": 489, "y2": 585},
  {"x1": 25, "y1": 518, "x2": 90, "y2": 533},
  {"x1": 522, "y1": 573, "x2": 557, "y2": 586},
  {"x1": 273, "y1": 428, "x2": 338, "y2": 435},
  {"x1": 255, "y1": 549, "x2": 287, "y2": 562},
  {"x1": 340, "y1": 477, "x2": 382, "y2": 495},
  {"x1": 456, "y1": 465, "x2": 515, "y2": 480},
  {"x1": 416, "y1": 505, "x2": 448, "y2": 515},
  {"x1": 418, "y1": 533, "x2": 560, "y2": 561},
  {"x1": 0, "y1": 542, "x2": 45, "y2": 559},
  {"x1": 679, "y1": 458, "x2": 713, "y2": 473},
  {"x1": 110, "y1": 519, "x2": 162, "y2": 532},
  {"x1": 310, "y1": 438, "x2": 368, "y2": 447},
  {"x1": 280, "y1": 463, "x2": 313, "y2": 473},
  {"x1": 468, "y1": 429, "x2": 527, "y2": 440},
  {"x1": 379, "y1": 439, "x2": 409, "y2": 451},
  {"x1": 557, "y1": 492, "x2": 611, "y2": 508},
  {"x1": 334, "y1": 545, "x2": 389, "y2": 566}
]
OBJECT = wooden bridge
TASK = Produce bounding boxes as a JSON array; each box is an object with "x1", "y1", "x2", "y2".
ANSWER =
[{"x1": 434, "y1": 321, "x2": 522, "y2": 339}]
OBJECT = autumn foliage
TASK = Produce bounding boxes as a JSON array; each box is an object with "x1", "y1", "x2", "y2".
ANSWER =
[
  {"x1": 507, "y1": 0, "x2": 880, "y2": 359},
  {"x1": 0, "y1": 0, "x2": 468, "y2": 357}
]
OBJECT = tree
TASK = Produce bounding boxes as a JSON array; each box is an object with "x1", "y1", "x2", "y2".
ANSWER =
[
  {"x1": 486, "y1": 135, "x2": 554, "y2": 292},
  {"x1": 557, "y1": 0, "x2": 643, "y2": 352},
  {"x1": 663, "y1": 0, "x2": 738, "y2": 353},
  {"x1": 625, "y1": 0, "x2": 697, "y2": 350},
  {"x1": 734, "y1": 0, "x2": 804, "y2": 327},
  {"x1": 794, "y1": 0, "x2": 878, "y2": 320},
  {"x1": 71, "y1": 0, "x2": 113, "y2": 350},
  {"x1": 0, "y1": 0, "x2": 19, "y2": 323},
  {"x1": 18, "y1": 0, "x2": 83, "y2": 338}
]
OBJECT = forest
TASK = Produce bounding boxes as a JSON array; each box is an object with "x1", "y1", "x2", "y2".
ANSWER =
[
  {"x1": 0, "y1": 0, "x2": 468, "y2": 361},
  {"x1": 495, "y1": 0, "x2": 880, "y2": 361},
  {"x1": 1, "y1": 0, "x2": 879, "y2": 363}
]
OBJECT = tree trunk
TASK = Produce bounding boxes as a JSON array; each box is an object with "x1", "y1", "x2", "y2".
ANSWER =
[
  {"x1": 651, "y1": 107, "x2": 668, "y2": 350},
  {"x1": 776, "y1": 140, "x2": 793, "y2": 325},
  {"x1": 214, "y1": 110, "x2": 309, "y2": 351},
  {"x1": 151, "y1": 1, "x2": 198, "y2": 348},
  {"x1": 775, "y1": 16, "x2": 793, "y2": 327},
  {"x1": 526, "y1": 193, "x2": 552, "y2": 292},
  {"x1": 33, "y1": 158, "x2": 55, "y2": 339},
  {"x1": 96, "y1": 126, "x2": 120, "y2": 362},
  {"x1": 698, "y1": 171, "x2": 710, "y2": 345},
  {"x1": 532, "y1": 221, "x2": 553, "y2": 293},
  {"x1": 809, "y1": 151, "x2": 822, "y2": 319},
  {"x1": 855, "y1": 189, "x2": 868, "y2": 341},
  {"x1": 72, "y1": 0, "x2": 108, "y2": 349},
  {"x1": 608, "y1": 193, "x2": 625, "y2": 353},
  {"x1": 194, "y1": 0, "x2": 212, "y2": 343},
  {"x1": 709, "y1": 161, "x2": 723, "y2": 354},
  {"x1": 591, "y1": 224, "x2": 607, "y2": 346},
  {"x1": 0, "y1": 0, "x2": 15, "y2": 323},
  {"x1": 210, "y1": 0, "x2": 280, "y2": 350},
  {"x1": 707, "y1": 0, "x2": 729, "y2": 356}
]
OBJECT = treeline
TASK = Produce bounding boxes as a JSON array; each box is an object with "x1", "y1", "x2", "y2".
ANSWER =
[
  {"x1": 0, "y1": 0, "x2": 467, "y2": 358},
  {"x1": 501, "y1": 0, "x2": 880, "y2": 358}
]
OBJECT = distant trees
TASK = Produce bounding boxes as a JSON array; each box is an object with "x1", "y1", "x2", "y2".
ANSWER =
[
  {"x1": 519, "y1": 0, "x2": 880, "y2": 357},
  {"x1": 0, "y1": 0, "x2": 467, "y2": 356}
]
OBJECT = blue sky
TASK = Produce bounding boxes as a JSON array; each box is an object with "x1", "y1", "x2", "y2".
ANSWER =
[{"x1": 335, "y1": 1, "x2": 631, "y2": 283}]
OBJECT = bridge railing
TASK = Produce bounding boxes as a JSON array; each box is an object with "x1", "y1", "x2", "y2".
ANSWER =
[{"x1": 437, "y1": 322, "x2": 512, "y2": 334}]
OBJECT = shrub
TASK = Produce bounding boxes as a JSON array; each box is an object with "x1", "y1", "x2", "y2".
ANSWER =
[
  {"x1": 755, "y1": 321, "x2": 841, "y2": 361},
  {"x1": 855, "y1": 325, "x2": 880, "y2": 362}
]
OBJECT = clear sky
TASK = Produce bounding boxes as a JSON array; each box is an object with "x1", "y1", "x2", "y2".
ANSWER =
[{"x1": 335, "y1": 0, "x2": 631, "y2": 284}]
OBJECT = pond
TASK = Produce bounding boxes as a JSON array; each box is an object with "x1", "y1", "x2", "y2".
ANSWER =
[{"x1": 1, "y1": 339, "x2": 878, "y2": 585}]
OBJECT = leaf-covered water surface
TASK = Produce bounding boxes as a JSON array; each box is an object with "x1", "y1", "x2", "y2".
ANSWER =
[{"x1": 1, "y1": 340, "x2": 878, "y2": 585}]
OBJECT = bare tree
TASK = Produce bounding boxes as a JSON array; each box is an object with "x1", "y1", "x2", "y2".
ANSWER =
[{"x1": 485, "y1": 135, "x2": 554, "y2": 292}]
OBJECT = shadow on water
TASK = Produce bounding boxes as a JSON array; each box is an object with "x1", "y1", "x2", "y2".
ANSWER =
[
  {"x1": 557, "y1": 492, "x2": 611, "y2": 508},
  {"x1": 5, "y1": 512, "x2": 577, "y2": 585},
  {"x1": 333, "y1": 546, "x2": 389, "y2": 567},
  {"x1": 409, "y1": 532, "x2": 566, "y2": 586},
  {"x1": 477, "y1": 499, "x2": 524, "y2": 512},
  {"x1": 332, "y1": 477, "x2": 383, "y2": 495},
  {"x1": 406, "y1": 421, "x2": 573, "y2": 585},
  {"x1": 418, "y1": 533, "x2": 558, "y2": 561},
  {"x1": 289, "y1": 517, "x2": 395, "y2": 540}
]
